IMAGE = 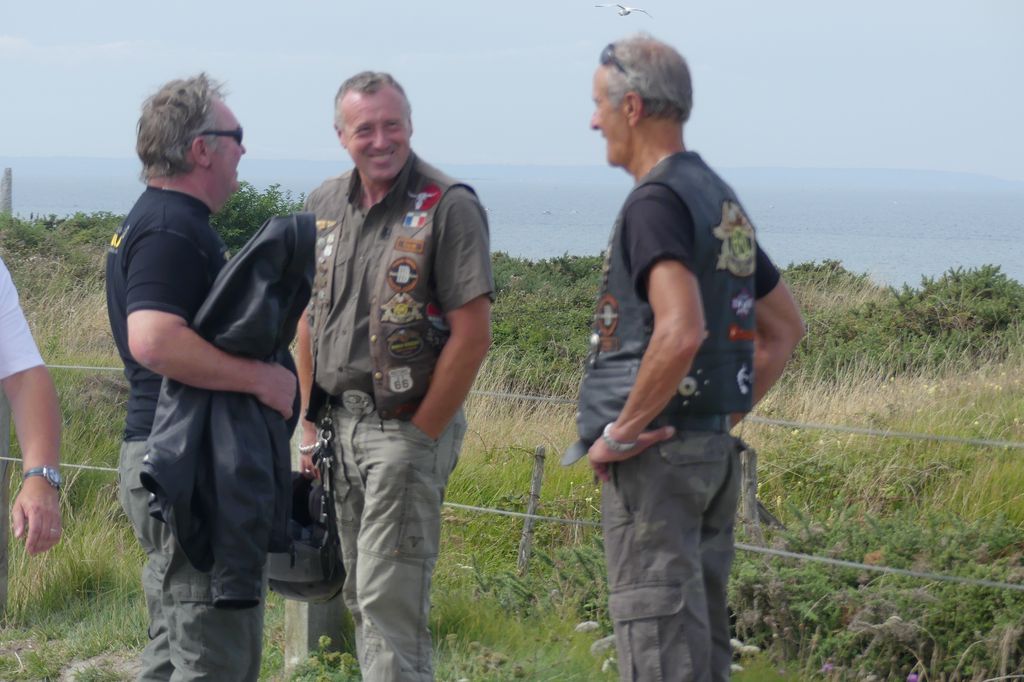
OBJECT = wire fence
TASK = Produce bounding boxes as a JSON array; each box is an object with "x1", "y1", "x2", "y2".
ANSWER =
[
  {"x1": 3, "y1": 459, "x2": 1023, "y2": 594},
  {"x1": 3, "y1": 362, "x2": 1022, "y2": 595},
  {"x1": 41, "y1": 364, "x2": 1024, "y2": 451}
]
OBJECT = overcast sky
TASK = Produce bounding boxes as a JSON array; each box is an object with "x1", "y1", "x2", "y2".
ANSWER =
[{"x1": 2, "y1": 0, "x2": 1022, "y2": 180}]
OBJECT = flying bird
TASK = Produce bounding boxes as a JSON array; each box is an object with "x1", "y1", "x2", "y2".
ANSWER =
[{"x1": 595, "y1": 4, "x2": 652, "y2": 17}]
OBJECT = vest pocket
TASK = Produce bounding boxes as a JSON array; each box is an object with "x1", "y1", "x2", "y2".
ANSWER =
[{"x1": 577, "y1": 361, "x2": 640, "y2": 444}]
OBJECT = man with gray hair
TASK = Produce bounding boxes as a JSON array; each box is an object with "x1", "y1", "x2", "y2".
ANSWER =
[
  {"x1": 106, "y1": 73, "x2": 296, "y2": 680},
  {"x1": 296, "y1": 71, "x2": 492, "y2": 680},
  {"x1": 563, "y1": 35, "x2": 805, "y2": 681}
]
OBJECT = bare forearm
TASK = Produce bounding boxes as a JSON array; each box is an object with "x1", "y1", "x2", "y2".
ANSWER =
[
  {"x1": 413, "y1": 335, "x2": 489, "y2": 438},
  {"x1": 750, "y1": 343, "x2": 790, "y2": 406},
  {"x1": 412, "y1": 296, "x2": 491, "y2": 438},
  {"x1": 732, "y1": 282, "x2": 804, "y2": 424},
  {"x1": 139, "y1": 325, "x2": 264, "y2": 391},
  {"x1": 613, "y1": 324, "x2": 700, "y2": 441},
  {"x1": 128, "y1": 309, "x2": 296, "y2": 418},
  {"x1": 2, "y1": 365, "x2": 61, "y2": 469},
  {"x1": 611, "y1": 261, "x2": 704, "y2": 442},
  {"x1": 295, "y1": 312, "x2": 318, "y2": 442}
]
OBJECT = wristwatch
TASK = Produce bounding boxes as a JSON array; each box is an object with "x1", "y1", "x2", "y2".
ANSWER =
[
  {"x1": 602, "y1": 423, "x2": 638, "y2": 453},
  {"x1": 23, "y1": 466, "x2": 61, "y2": 490}
]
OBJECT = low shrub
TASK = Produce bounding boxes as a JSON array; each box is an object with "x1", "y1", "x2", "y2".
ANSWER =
[{"x1": 731, "y1": 508, "x2": 1024, "y2": 680}]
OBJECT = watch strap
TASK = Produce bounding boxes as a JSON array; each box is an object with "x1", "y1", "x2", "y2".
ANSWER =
[{"x1": 23, "y1": 466, "x2": 61, "y2": 489}]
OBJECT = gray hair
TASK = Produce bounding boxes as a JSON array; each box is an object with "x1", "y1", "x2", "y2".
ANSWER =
[
  {"x1": 136, "y1": 73, "x2": 225, "y2": 181},
  {"x1": 333, "y1": 71, "x2": 412, "y2": 129},
  {"x1": 602, "y1": 34, "x2": 692, "y2": 124}
]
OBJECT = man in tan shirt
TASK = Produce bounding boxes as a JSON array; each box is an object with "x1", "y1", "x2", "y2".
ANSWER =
[{"x1": 296, "y1": 71, "x2": 492, "y2": 681}]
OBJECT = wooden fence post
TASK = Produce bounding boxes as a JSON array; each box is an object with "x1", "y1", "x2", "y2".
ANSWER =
[
  {"x1": 283, "y1": 429, "x2": 353, "y2": 675},
  {"x1": 1, "y1": 168, "x2": 11, "y2": 216},
  {"x1": 517, "y1": 445, "x2": 546, "y2": 575},
  {"x1": 739, "y1": 446, "x2": 763, "y2": 544},
  {"x1": 1, "y1": 387, "x2": 12, "y2": 617}
]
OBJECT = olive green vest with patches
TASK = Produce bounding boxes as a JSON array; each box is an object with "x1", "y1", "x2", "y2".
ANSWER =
[
  {"x1": 575, "y1": 152, "x2": 756, "y2": 444},
  {"x1": 308, "y1": 162, "x2": 468, "y2": 420}
]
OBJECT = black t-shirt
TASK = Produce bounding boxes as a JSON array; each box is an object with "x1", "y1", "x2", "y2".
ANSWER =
[
  {"x1": 105, "y1": 187, "x2": 228, "y2": 440},
  {"x1": 621, "y1": 183, "x2": 781, "y2": 300}
]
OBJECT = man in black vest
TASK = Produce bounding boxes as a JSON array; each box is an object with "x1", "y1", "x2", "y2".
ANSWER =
[{"x1": 563, "y1": 35, "x2": 805, "y2": 681}]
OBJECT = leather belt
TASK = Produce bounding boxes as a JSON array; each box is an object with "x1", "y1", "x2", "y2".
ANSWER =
[
  {"x1": 655, "y1": 413, "x2": 731, "y2": 433},
  {"x1": 329, "y1": 390, "x2": 420, "y2": 421}
]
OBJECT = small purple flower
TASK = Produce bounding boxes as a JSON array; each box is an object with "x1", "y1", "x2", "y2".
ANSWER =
[
  {"x1": 821, "y1": 662, "x2": 834, "y2": 674},
  {"x1": 907, "y1": 674, "x2": 919, "y2": 682}
]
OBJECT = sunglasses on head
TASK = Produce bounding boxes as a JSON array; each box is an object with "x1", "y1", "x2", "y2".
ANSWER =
[
  {"x1": 199, "y1": 126, "x2": 243, "y2": 145},
  {"x1": 600, "y1": 43, "x2": 628, "y2": 76}
]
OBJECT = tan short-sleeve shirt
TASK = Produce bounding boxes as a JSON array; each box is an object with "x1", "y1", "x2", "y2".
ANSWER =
[{"x1": 305, "y1": 154, "x2": 493, "y2": 396}]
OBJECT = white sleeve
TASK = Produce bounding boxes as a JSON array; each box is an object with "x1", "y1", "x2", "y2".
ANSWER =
[{"x1": 0, "y1": 257, "x2": 45, "y2": 380}]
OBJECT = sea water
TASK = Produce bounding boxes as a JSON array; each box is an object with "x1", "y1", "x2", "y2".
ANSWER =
[{"x1": 4, "y1": 158, "x2": 1022, "y2": 287}]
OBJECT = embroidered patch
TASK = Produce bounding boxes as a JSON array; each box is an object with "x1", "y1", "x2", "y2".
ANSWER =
[
  {"x1": 712, "y1": 201, "x2": 756, "y2": 277},
  {"x1": 728, "y1": 324, "x2": 755, "y2": 342},
  {"x1": 595, "y1": 294, "x2": 619, "y2": 336},
  {"x1": 386, "y1": 328, "x2": 424, "y2": 359},
  {"x1": 403, "y1": 211, "x2": 428, "y2": 229},
  {"x1": 388, "y1": 367, "x2": 414, "y2": 393},
  {"x1": 316, "y1": 219, "x2": 337, "y2": 231},
  {"x1": 387, "y1": 258, "x2": 419, "y2": 293},
  {"x1": 395, "y1": 236, "x2": 425, "y2": 254},
  {"x1": 408, "y1": 184, "x2": 442, "y2": 211},
  {"x1": 426, "y1": 302, "x2": 449, "y2": 331},
  {"x1": 736, "y1": 363, "x2": 752, "y2": 395},
  {"x1": 731, "y1": 288, "x2": 754, "y2": 318},
  {"x1": 425, "y1": 327, "x2": 449, "y2": 349},
  {"x1": 381, "y1": 293, "x2": 424, "y2": 324}
]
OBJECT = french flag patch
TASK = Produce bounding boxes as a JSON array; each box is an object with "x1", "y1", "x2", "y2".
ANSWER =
[{"x1": 403, "y1": 211, "x2": 428, "y2": 228}]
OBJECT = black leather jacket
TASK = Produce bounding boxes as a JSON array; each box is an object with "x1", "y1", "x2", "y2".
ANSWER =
[{"x1": 140, "y1": 213, "x2": 315, "y2": 608}]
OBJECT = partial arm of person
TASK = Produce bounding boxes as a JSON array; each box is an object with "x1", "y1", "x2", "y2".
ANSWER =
[
  {"x1": 588, "y1": 259, "x2": 705, "y2": 480},
  {"x1": 127, "y1": 309, "x2": 295, "y2": 419},
  {"x1": 411, "y1": 295, "x2": 492, "y2": 440},
  {"x1": 5, "y1": 364, "x2": 62, "y2": 555},
  {"x1": 295, "y1": 310, "x2": 320, "y2": 475},
  {"x1": 730, "y1": 280, "x2": 805, "y2": 425}
]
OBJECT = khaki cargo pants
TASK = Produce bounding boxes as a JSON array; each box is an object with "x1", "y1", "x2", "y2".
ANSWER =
[
  {"x1": 119, "y1": 439, "x2": 265, "y2": 682},
  {"x1": 329, "y1": 396, "x2": 465, "y2": 682},
  {"x1": 602, "y1": 431, "x2": 741, "y2": 682}
]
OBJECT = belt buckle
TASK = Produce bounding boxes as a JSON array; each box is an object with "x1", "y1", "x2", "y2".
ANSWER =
[{"x1": 341, "y1": 390, "x2": 374, "y2": 416}]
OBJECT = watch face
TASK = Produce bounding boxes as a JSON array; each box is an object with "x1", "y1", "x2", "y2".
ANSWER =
[{"x1": 24, "y1": 466, "x2": 61, "y2": 489}]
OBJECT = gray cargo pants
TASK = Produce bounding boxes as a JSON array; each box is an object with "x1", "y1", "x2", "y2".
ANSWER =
[
  {"x1": 118, "y1": 439, "x2": 265, "y2": 682},
  {"x1": 602, "y1": 431, "x2": 740, "y2": 682},
  {"x1": 328, "y1": 393, "x2": 464, "y2": 682}
]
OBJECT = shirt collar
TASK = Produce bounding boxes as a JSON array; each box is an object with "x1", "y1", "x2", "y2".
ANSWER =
[{"x1": 345, "y1": 153, "x2": 418, "y2": 212}]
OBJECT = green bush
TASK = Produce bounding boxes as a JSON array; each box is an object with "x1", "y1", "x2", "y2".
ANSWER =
[
  {"x1": 0, "y1": 213, "x2": 109, "y2": 283},
  {"x1": 782, "y1": 258, "x2": 874, "y2": 291},
  {"x1": 731, "y1": 508, "x2": 1024, "y2": 679},
  {"x1": 794, "y1": 264, "x2": 1024, "y2": 378},
  {"x1": 210, "y1": 181, "x2": 304, "y2": 253},
  {"x1": 491, "y1": 252, "x2": 601, "y2": 392}
]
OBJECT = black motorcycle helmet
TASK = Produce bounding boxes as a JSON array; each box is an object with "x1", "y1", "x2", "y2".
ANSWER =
[{"x1": 267, "y1": 472, "x2": 345, "y2": 602}]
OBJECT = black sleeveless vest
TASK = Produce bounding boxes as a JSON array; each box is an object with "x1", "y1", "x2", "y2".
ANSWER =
[{"x1": 575, "y1": 152, "x2": 756, "y2": 445}]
